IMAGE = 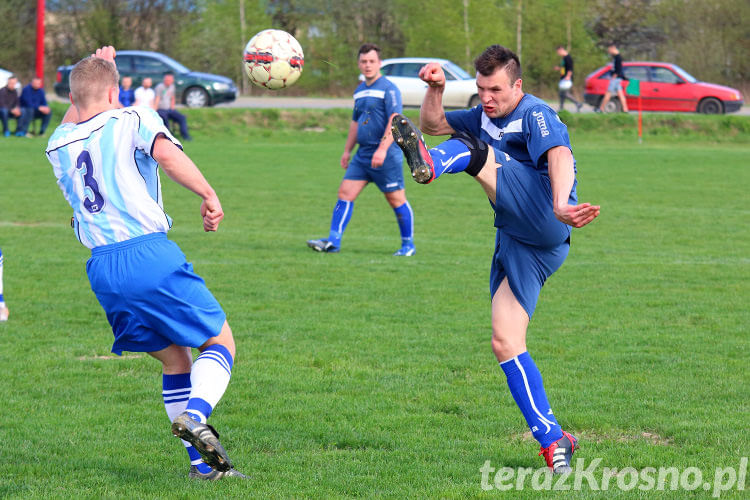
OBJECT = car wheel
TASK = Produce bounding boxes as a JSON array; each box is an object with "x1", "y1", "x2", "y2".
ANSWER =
[
  {"x1": 468, "y1": 94, "x2": 480, "y2": 108},
  {"x1": 602, "y1": 98, "x2": 621, "y2": 113},
  {"x1": 184, "y1": 87, "x2": 210, "y2": 108},
  {"x1": 698, "y1": 97, "x2": 723, "y2": 114}
]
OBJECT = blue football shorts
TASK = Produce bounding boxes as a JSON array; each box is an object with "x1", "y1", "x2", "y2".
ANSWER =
[
  {"x1": 343, "y1": 145, "x2": 405, "y2": 192},
  {"x1": 489, "y1": 150, "x2": 572, "y2": 318},
  {"x1": 86, "y1": 232, "x2": 226, "y2": 355}
]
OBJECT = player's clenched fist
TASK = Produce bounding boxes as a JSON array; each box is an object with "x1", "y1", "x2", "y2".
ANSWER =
[
  {"x1": 201, "y1": 197, "x2": 224, "y2": 232},
  {"x1": 419, "y1": 63, "x2": 446, "y2": 88},
  {"x1": 92, "y1": 46, "x2": 116, "y2": 64}
]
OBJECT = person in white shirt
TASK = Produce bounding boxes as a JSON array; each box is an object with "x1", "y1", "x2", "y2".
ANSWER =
[{"x1": 134, "y1": 77, "x2": 156, "y2": 109}]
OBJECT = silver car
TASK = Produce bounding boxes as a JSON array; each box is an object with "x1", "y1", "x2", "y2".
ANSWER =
[{"x1": 380, "y1": 57, "x2": 479, "y2": 108}]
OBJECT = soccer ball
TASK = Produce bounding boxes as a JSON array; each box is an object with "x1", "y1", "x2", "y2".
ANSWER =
[{"x1": 243, "y1": 29, "x2": 304, "y2": 90}]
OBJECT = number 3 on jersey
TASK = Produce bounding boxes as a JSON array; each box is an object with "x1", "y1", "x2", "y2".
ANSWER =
[{"x1": 75, "y1": 150, "x2": 105, "y2": 214}]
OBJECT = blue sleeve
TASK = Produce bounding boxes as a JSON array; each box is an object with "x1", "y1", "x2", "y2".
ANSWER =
[
  {"x1": 523, "y1": 105, "x2": 571, "y2": 168},
  {"x1": 40, "y1": 90, "x2": 48, "y2": 107},
  {"x1": 384, "y1": 82, "x2": 402, "y2": 117},
  {"x1": 445, "y1": 106, "x2": 482, "y2": 136}
]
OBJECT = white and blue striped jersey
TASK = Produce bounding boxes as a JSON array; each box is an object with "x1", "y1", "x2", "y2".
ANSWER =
[{"x1": 45, "y1": 107, "x2": 182, "y2": 249}]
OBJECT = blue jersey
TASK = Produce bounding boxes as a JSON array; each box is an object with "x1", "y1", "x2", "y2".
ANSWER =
[
  {"x1": 446, "y1": 94, "x2": 576, "y2": 177},
  {"x1": 352, "y1": 76, "x2": 402, "y2": 152},
  {"x1": 45, "y1": 107, "x2": 182, "y2": 249},
  {"x1": 447, "y1": 94, "x2": 577, "y2": 242}
]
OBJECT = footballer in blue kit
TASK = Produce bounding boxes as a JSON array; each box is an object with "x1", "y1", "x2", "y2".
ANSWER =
[
  {"x1": 307, "y1": 43, "x2": 415, "y2": 256},
  {"x1": 44, "y1": 46, "x2": 245, "y2": 480},
  {"x1": 391, "y1": 45, "x2": 600, "y2": 473}
]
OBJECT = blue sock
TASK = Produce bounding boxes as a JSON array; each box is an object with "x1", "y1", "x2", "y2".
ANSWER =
[
  {"x1": 327, "y1": 199, "x2": 353, "y2": 248},
  {"x1": 393, "y1": 201, "x2": 414, "y2": 247},
  {"x1": 500, "y1": 352, "x2": 563, "y2": 448},
  {"x1": 162, "y1": 373, "x2": 212, "y2": 473},
  {"x1": 428, "y1": 139, "x2": 473, "y2": 179}
]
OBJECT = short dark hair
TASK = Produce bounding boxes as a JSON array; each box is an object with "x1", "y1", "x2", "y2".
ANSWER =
[
  {"x1": 556, "y1": 45, "x2": 565, "y2": 50},
  {"x1": 358, "y1": 43, "x2": 381, "y2": 58},
  {"x1": 474, "y1": 45, "x2": 522, "y2": 82}
]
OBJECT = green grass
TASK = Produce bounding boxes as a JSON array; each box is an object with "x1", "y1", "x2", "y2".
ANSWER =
[{"x1": 0, "y1": 115, "x2": 748, "y2": 498}]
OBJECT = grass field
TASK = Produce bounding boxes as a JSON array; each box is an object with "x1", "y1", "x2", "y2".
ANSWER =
[{"x1": 0, "y1": 112, "x2": 748, "y2": 498}]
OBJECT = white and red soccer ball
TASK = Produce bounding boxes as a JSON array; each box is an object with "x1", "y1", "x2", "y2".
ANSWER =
[{"x1": 243, "y1": 29, "x2": 304, "y2": 90}]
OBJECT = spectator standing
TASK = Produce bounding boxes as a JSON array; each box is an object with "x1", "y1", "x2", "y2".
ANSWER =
[
  {"x1": 17, "y1": 77, "x2": 52, "y2": 137},
  {"x1": 554, "y1": 46, "x2": 582, "y2": 112},
  {"x1": 134, "y1": 77, "x2": 156, "y2": 108},
  {"x1": 597, "y1": 43, "x2": 629, "y2": 113},
  {"x1": 0, "y1": 76, "x2": 22, "y2": 137},
  {"x1": 155, "y1": 72, "x2": 192, "y2": 141},
  {"x1": 119, "y1": 76, "x2": 135, "y2": 107}
]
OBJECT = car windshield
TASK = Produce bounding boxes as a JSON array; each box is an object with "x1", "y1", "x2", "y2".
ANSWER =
[
  {"x1": 670, "y1": 64, "x2": 698, "y2": 83},
  {"x1": 443, "y1": 61, "x2": 472, "y2": 80}
]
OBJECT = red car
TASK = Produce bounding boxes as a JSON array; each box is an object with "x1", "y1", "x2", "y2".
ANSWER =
[{"x1": 583, "y1": 62, "x2": 743, "y2": 114}]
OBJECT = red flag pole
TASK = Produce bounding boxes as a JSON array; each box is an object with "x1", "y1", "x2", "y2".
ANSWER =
[
  {"x1": 36, "y1": 0, "x2": 45, "y2": 81},
  {"x1": 638, "y1": 94, "x2": 643, "y2": 143}
]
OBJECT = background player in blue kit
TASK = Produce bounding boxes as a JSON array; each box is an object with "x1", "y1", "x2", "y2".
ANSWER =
[
  {"x1": 45, "y1": 46, "x2": 244, "y2": 480},
  {"x1": 307, "y1": 43, "x2": 416, "y2": 256},
  {"x1": 391, "y1": 45, "x2": 600, "y2": 473}
]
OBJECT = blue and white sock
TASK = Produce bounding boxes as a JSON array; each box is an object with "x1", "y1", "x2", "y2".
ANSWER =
[
  {"x1": 162, "y1": 372, "x2": 212, "y2": 473},
  {"x1": 428, "y1": 139, "x2": 473, "y2": 180},
  {"x1": 185, "y1": 345, "x2": 233, "y2": 424},
  {"x1": 500, "y1": 351, "x2": 563, "y2": 448},
  {"x1": 393, "y1": 201, "x2": 414, "y2": 248},
  {"x1": 327, "y1": 199, "x2": 353, "y2": 248}
]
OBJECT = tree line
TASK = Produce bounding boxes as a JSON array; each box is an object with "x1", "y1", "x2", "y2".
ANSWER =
[{"x1": 1, "y1": 0, "x2": 748, "y2": 98}]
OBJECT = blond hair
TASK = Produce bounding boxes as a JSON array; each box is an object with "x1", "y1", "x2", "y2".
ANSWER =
[{"x1": 70, "y1": 56, "x2": 119, "y2": 109}]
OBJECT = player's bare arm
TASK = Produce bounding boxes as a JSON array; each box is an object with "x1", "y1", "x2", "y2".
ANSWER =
[
  {"x1": 152, "y1": 136, "x2": 224, "y2": 232},
  {"x1": 547, "y1": 146, "x2": 600, "y2": 228},
  {"x1": 418, "y1": 63, "x2": 455, "y2": 136},
  {"x1": 340, "y1": 120, "x2": 358, "y2": 168}
]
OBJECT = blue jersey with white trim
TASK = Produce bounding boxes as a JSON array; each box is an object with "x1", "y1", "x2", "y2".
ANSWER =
[
  {"x1": 352, "y1": 75, "x2": 402, "y2": 151},
  {"x1": 445, "y1": 94, "x2": 575, "y2": 177},
  {"x1": 45, "y1": 107, "x2": 182, "y2": 249}
]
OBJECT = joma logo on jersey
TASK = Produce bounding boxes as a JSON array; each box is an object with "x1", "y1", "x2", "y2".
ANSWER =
[{"x1": 532, "y1": 111, "x2": 549, "y2": 137}]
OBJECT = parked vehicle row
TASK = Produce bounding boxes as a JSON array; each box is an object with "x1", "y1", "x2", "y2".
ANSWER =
[
  {"x1": 54, "y1": 50, "x2": 237, "y2": 108},
  {"x1": 14, "y1": 53, "x2": 747, "y2": 114}
]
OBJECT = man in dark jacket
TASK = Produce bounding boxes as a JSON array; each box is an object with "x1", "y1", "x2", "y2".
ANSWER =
[
  {"x1": 17, "y1": 77, "x2": 52, "y2": 136},
  {"x1": 0, "y1": 75, "x2": 21, "y2": 137}
]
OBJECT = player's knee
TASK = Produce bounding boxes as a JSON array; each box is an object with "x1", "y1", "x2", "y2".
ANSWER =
[
  {"x1": 491, "y1": 332, "x2": 526, "y2": 361},
  {"x1": 449, "y1": 131, "x2": 489, "y2": 176}
]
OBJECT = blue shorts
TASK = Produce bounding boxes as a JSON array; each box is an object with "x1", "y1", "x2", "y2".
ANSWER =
[
  {"x1": 343, "y1": 146, "x2": 404, "y2": 192},
  {"x1": 489, "y1": 151, "x2": 572, "y2": 318},
  {"x1": 489, "y1": 231, "x2": 569, "y2": 319},
  {"x1": 86, "y1": 232, "x2": 226, "y2": 355}
]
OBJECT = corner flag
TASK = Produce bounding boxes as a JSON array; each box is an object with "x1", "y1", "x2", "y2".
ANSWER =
[{"x1": 625, "y1": 79, "x2": 643, "y2": 143}]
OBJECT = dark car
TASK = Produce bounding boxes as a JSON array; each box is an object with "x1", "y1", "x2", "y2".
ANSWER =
[
  {"x1": 54, "y1": 50, "x2": 237, "y2": 107},
  {"x1": 583, "y1": 61, "x2": 743, "y2": 114}
]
